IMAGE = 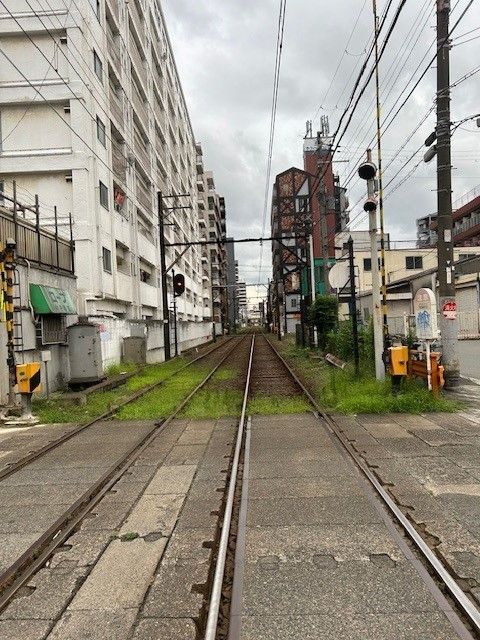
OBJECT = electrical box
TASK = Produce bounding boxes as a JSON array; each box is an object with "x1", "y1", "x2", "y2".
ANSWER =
[
  {"x1": 67, "y1": 320, "x2": 104, "y2": 386},
  {"x1": 16, "y1": 362, "x2": 41, "y2": 394},
  {"x1": 389, "y1": 346, "x2": 409, "y2": 377}
]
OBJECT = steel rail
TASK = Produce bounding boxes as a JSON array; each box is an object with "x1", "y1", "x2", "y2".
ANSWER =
[
  {"x1": 0, "y1": 336, "x2": 245, "y2": 613},
  {"x1": 204, "y1": 334, "x2": 256, "y2": 640},
  {"x1": 264, "y1": 334, "x2": 480, "y2": 635},
  {"x1": 0, "y1": 337, "x2": 236, "y2": 483}
]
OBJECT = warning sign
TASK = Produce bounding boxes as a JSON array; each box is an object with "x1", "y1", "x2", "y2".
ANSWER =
[{"x1": 442, "y1": 300, "x2": 457, "y2": 320}]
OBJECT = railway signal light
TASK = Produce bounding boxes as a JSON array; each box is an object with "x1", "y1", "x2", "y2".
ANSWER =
[
  {"x1": 363, "y1": 197, "x2": 377, "y2": 212},
  {"x1": 357, "y1": 160, "x2": 377, "y2": 181},
  {"x1": 173, "y1": 272, "x2": 185, "y2": 297}
]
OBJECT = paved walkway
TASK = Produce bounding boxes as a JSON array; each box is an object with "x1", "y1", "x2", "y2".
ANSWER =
[
  {"x1": 0, "y1": 417, "x2": 236, "y2": 640},
  {"x1": 338, "y1": 408, "x2": 480, "y2": 607},
  {"x1": 232, "y1": 413, "x2": 470, "y2": 640}
]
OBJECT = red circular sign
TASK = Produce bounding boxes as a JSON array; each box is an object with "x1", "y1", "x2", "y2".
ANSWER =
[{"x1": 442, "y1": 300, "x2": 457, "y2": 320}]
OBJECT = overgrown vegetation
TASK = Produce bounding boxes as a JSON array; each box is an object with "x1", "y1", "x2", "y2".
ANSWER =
[
  {"x1": 34, "y1": 357, "x2": 190, "y2": 424},
  {"x1": 276, "y1": 336, "x2": 459, "y2": 415},
  {"x1": 248, "y1": 394, "x2": 311, "y2": 415},
  {"x1": 181, "y1": 389, "x2": 243, "y2": 419},
  {"x1": 308, "y1": 295, "x2": 338, "y2": 350}
]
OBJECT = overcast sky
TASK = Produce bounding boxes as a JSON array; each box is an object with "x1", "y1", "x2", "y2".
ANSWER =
[{"x1": 163, "y1": 0, "x2": 480, "y2": 303}]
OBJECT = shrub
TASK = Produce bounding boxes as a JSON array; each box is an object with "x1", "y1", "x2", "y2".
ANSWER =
[{"x1": 308, "y1": 295, "x2": 338, "y2": 350}]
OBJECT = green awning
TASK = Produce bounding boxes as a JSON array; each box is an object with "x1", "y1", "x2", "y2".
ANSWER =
[{"x1": 29, "y1": 284, "x2": 76, "y2": 315}]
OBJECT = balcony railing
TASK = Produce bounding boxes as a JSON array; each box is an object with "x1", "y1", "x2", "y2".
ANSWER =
[
  {"x1": 0, "y1": 198, "x2": 74, "y2": 273},
  {"x1": 132, "y1": 86, "x2": 149, "y2": 129},
  {"x1": 134, "y1": 134, "x2": 150, "y2": 173},
  {"x1": 130, "y1": 37, "x2": 147, "y2": 88},
  {"x1": 136, "y1": 175, "x2": 152, "y2": 213},
  {"x1": 109, "y1": 85, "x2": 124, "y2": 125},
  {"x1": 128, "y1": 0, "x2": 145, "y2": 41},
  {"x1": 112, "y1": 142, "x2": 127, "y2": 184},
  {"x1": 107, "y1": 28, "x2": 122, "y2": 73}
]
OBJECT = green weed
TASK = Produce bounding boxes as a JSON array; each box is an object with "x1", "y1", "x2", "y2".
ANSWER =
[
  {"x1": 181, "y1": 389, "x2": 243, "y2": 419},
  {"x1": 275, "y1": 337, "x2": 460, "y2": 415},
  {"x1": 248, "y1": 394, "x2": 311, "y2": 415}
]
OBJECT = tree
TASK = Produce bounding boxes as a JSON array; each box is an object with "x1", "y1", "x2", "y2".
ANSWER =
[{"x1": 308, "y1": 295, "x2": 338, "y2": 351}]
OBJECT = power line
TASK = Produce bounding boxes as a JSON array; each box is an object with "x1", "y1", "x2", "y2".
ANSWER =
[{"x1": 257, "y1": 0, "x2": 288, "y2": 286}]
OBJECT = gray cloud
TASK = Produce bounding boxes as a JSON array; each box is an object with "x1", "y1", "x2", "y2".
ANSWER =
[{"x1": 163, "y1": 0, "x2": 480, "y2": 288}]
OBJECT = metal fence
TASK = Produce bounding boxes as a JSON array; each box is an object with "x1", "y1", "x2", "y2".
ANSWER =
[
  {"x1": 0, "y1": 187, "x2": 74, "y2": 273},
  {"x1": 386, "y1": 312, "x2": 480, "y2": 339}
]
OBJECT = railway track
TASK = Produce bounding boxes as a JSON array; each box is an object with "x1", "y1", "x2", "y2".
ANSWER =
[
  {"x1": 0, "y1": 336, "x2": 235, "y2": 483},
  {"x1": 1, "y1": 331, "x2": 479, "y2": 639},
  {"x1": 203, "y1": 332, "x2": 480, "y2": 640},
  {"x1": 0, "y1": 335, "x2": 243, "y2": 612}
]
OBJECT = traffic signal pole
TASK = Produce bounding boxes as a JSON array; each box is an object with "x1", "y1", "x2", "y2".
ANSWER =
[
  {"x1": 436, "y1": 0, "x2": 459, "y2": 387},
  {"x1": 157, "y1": 192, "x2": 171, "y2": 361}
]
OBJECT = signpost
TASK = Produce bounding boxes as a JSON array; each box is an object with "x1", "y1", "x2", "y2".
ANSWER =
[{"x1": 414, "y1": 288, "x2": 438, "y2": 391}]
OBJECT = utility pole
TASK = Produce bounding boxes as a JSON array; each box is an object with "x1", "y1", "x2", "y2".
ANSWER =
[
  {"x1": 436, "y1": 0, "x2": 459, "y2": 387},
  {"x1": 372, "y1": 0, "x2": 389, "y2": 357},
  {"x1": 157, "y1": 191, "x2": 171, "y2": 361},
  {"x1": 347, "y1": 236, "x2": 360, "y2": 377},
  {"x1": 358, "y1": 150, "x2": 384, "y2": 380}
]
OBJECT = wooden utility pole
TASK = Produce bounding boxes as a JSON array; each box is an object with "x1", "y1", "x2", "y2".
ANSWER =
[{"x1": 436, "y1": 0, "x2": 459, "y2": 387}]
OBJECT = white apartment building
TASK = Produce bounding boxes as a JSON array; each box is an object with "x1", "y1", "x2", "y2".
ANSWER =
[
  {"x1": 196, "y1": 153, "x2": 227, "y2": 334},
  {"x1": 0, "y1": 0, "x2": 209, "y2": 359}
]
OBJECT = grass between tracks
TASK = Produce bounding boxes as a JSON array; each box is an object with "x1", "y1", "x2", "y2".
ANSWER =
[
  {"x1": 34, "y1": 357, "x2": 192, "y2": 424},
  {"x1": 275, "y1": 337, "x2": 460, "y2": 415}
]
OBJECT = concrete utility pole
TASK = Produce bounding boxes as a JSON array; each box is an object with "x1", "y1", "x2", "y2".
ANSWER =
[
  {"x1": 436, "y1": 0, "x2": 459, "y2": 387},
  {"x1": 358, "y1": 150, "x2": 384, "y2": 380},
  {"x1": 347, "y1": 236, "x2": 360, "y2": 377}
]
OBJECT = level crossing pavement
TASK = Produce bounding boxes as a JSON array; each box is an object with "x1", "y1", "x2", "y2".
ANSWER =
[{"x1": 229, "y1": 413, "x2": 472, "y2": 640}]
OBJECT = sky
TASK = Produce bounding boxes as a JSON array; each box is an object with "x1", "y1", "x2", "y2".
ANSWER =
[{"x1": 163, "y1": 0, "x2": 480, "y2": 304}]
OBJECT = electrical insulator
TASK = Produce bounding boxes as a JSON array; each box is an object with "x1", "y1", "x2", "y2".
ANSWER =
[{"x1": 424, "y1": 145, "x2": 437, "y2": 163}]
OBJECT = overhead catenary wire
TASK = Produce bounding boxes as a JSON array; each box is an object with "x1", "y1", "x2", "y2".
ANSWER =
[{"x1": 257, "y1": 0, "x2": 287, "y2": 286}]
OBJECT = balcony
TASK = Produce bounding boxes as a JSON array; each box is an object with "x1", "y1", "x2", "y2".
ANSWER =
[
  {"x1": 130, "y1": 37, "x2": 147, "y2": 89},
  {"x1": 133, "y1": 129, "x2": 149, "y2": 171},
  {"x1": 140, "y1": 281, "x2": 158, "y2": 308},
  {"x1": 132, "y1": 84, "x2": 149, "y2": 129},
  {"x1": 112, "y1": 141, "x2": 127, "y2": 184},
  {"x1": 136, "y1": 175, "x2": 152, "y2": 214},
  {"x1": 128, "y1": 0, "x2": 145, "y2": 43},
  {"x1": 107, "y1": 28, "x2": 122, "y2": 74},
  {"x1": 109, "y1": 85, "x2": 124, "y2": 126}
]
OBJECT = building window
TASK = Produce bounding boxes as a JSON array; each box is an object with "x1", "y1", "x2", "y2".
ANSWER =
[
  {"x1": 99, "y1": 181, "x2": 109, "y2": 209},
  {"x1": 102, "y1": 247, "x2": 112, "y2": 273},
  {"x1": 363, "y1": 258, "x2": 372, "y2": 272},
  {"x1": 93, "y1": 50, "x2": 103, "y2": 82},
  {"x1": 140, "y1": 268, "x2": 151, "y2": 283},
  {"x1": 405, "y1": 255, "x2": 423, "y2": 270},
  {"x1": 291, "y1": 298, "x2": 297, "y2": 308},
  {"x1": 96, "y1": 116, "x2": 106, "y2": 147},
  {"x1": 41, "y1": 315, "x2": 67, "y2": 344}
]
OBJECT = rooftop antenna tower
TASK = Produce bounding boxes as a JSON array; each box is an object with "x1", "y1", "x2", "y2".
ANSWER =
[{"x1": 320, "y1": 115, "x2": 330, "y2": 137}]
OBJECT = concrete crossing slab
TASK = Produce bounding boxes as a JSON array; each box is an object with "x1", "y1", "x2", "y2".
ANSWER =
[{"x1": 234, "y1": 413, "x2": 468, "y2": 639}]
